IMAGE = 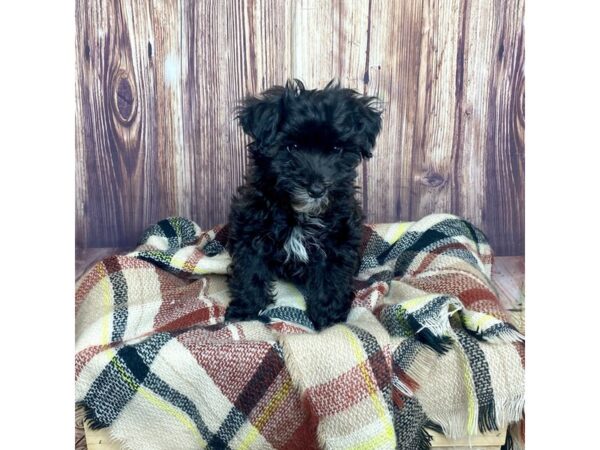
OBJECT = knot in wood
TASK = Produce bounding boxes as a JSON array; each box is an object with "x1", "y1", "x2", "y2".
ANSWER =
[
  {"x1": 421, "y1": 172, "x2": 445, "y2": 188},
  {"x1": 112, "y1": 72, "x2": 137, "y2": 125}
]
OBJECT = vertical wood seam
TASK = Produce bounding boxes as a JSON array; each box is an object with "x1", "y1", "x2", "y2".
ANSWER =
[
  {"x1": 361, "y1": 0, "x2": 373, "y2": 219},
  {"x1": 451, "y1": 0, "x2": 468, "y2": 217}
]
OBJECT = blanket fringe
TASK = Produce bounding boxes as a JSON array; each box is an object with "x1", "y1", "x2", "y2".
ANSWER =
[
  {"x1": 420, "y1": 394, "x2": 524, "y2": 441},
  {"x1": 403, "y1": 342, "x2": 439, "y2": 387},
  {"x1": 495, "y1": 393, "x2": 526, "y2": 430},
  {"x1": 414, "y1": 296, "x2": 463, "y2": 338},
  {"x1": 478, "y1": 401, "x2": 499, "y2": 433},
  {"x1": 424, "y1": 420, "x2": 444, "y2": 434},
  {"x1": 501, "y1": 432, "x2": 514, "y2": 450},
  {"x1": 408, "y1": 315, "x2": 453, "y2": 354},
  {"x1": 481, "y1": 326, "x2": 525, "y2": 344},
  {"x1": 392, "y1": 375, "x2": 415, "y2": 397},
  {"x1": 76, "y1": 402, "x2": 138, "y2": 450},
  {"x1": 413, "y1": 423, "x2": 435, "y2": 450},
  {"x1": 424, "y1": 407, "x2": 472, "y2": 440},
  {"x1": 461, "y1": 311, "x2": 524, "y2": 344},
  {"x1": 76, "y1": 401, "x2": 107, "y2": 431}
]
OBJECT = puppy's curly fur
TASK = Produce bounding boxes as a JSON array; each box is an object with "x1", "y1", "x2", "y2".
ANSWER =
[{"x1": 225, "y1": 79, "x2": 382, "y2": 330}]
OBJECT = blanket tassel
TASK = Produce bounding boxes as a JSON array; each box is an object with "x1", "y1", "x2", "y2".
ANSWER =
[
  {"x1": 408, "y1": 314, "x2": 453, "y2": 354},
  {"x1": 76, "y1": 401, "x2": 108, "y2": 431}
]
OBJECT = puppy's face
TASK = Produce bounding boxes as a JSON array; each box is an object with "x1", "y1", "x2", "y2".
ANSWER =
[
  {"x1": 237, "y1": 80, "x2": 382, "y2": 214},
  {"x1": 268, "y1": 128, "x2": 362, "y2": 214}
]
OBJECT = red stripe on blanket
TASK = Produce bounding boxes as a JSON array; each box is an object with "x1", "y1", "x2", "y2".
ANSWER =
[
  {"x1": 75, "y1": 263, "x2": 105, "y2": 314},
  {"x1": 468, "y1": 299, "x2": 510, "y2": 322},
  {"x1": 282, "y1": 418, "x2": 319, "y2": 449},
  {"x1": 154, "y1": 270, "x2": 226, "y2": 331},
  {"x1": 269, "y1": 322, "x2": 311, "y2": 334},
  {"x1": 403, "y1": 271, "x2": 490, "y2": 299},
  {"x1": 211, "y1": 224, "x2": 230, "y2": 246},
  {"x1": 155, "y1": 306, "x2": 225, "y2": 333},
  {"x1": 412, "y1": 243, "x2": 475, "y2": 276},
  {"x1": 359, "y1": 225, "x2": 375, "y2": 258},
  {"x1": 245, "y1": 371, "x2": 307, "y2": 448},
  {"x1": 352, "y1": 282, "x2": 389, "y2": 310},
  {"x1": 181, "y1": 248, "x2": 204, "y2": 273},
  {"x1": 174, "y1": 325, "x2": 235, "y2": 346},
  {"x1": 280, "y1": 396, "x2": 320, "y2": 450},
  {"x1": 77, "y1": 256, "x2": 164, "y2": 316},
  {"x1": 396, "y1": 369, "x2": 420, "y2": 393},
  {"x1": 460, "y1": 287, "x2": 497, "y2": 305},
  {"x1": 183, "y1": 340, "x2": 277, "y2": 403},
  {"x1": 102, "y1": 256, "x2": 122, "y2": 274},
  {"x1": 305, "y1": 348, "x2": 390, "y2": 417},
  {"x1": 402, "y1": 273, "x2": 511, "y2": 322},
  {"x1": 392, "y1": 388, "x2": 405, "y2": 408},
  {"x1": 75, "y1": 344, "x2": 110, "y2": 379}
]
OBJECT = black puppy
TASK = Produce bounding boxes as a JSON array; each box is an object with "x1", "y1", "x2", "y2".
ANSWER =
[{"x1": 225, "y1": 79, "x2": 382, "y2": 330}]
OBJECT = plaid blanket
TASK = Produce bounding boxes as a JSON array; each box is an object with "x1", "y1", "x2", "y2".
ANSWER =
[{"x1": 76, "y1": 214, "x2": 524, "y2": 450}]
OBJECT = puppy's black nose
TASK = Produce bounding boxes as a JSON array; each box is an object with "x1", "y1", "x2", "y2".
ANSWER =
[{"x1": 308, "y1": 183, "x2": 326, "y2": 198}]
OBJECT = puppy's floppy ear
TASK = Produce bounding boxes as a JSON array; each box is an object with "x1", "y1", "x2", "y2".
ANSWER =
[
  {"x1": 236, "y1": 85, "x2": 287, "y2": 152},
  {"x1": 352, "y1": 95, "x2": 383, "y2": 159},
  {"x1": 328, "y1": 81, "x2": 383, "y2": 159},
  {"x1": 237, "y1": 80, "x2": 306, "y2": 154}
]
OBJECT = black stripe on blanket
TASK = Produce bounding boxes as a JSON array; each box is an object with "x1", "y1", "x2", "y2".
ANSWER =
[
  {"x1": 394, "y1": 394, "x2": 434, "y2": 450},
  {"x1": 103, "y1": 257, "x2": 128, "y2": 342},
  {"x1": 143, "y1": 372, "x2": 218, "y2": 445},
  {"x1": 389, "y1": 219, "x2": 483, "y2": 277},
  {"x1": 138, "y1": 217, "x2": 199, "y2": 248},
  {"x1": 347, "y1": 325, "x2": 395, "y2": 428},
  {"x1": 455, "y1": 330, "x2": 499, "y2": 433},
  {"x1": 259, "y1": 306, "x2": 315, "y2": 330},
  {"x1": 393, "y1": 338, "x2": 422, "y2": 373},
  {"x1": 382, "y1": 229, "x2": 447, "y2": 267},
  {"x1": 347, "y1": 325, "x2": 392, "y2": 391},
  {"x1": 208, "y1": 344, "x2": 285, "y2": 449},
  {"x1": 81, "y1": 332, "x2": 221, "y2": 445},
  {"x1": 79, "y1": 333, "x2": 170, "y2": 429},
  {"x1": 136, "y1": 250, "x2": 183, "y2": 276}
]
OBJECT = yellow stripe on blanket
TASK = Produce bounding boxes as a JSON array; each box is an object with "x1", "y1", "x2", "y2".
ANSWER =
[
  {"x1": 457, "y1": 343, "x2": 477, "y2": 436},
  {"x1": 462, "y1": 310, "x2": 499, "y2": 333},
  {"x1": 273, "y1": 281, "x2": 307, "y2": 310},
  {"x1": 97, "y1": 264, "x2": 207, "y2": 449},
  {"x1": 238, "y1": 377, "x2": 294, "y2": 450},
  {"x1": 398, "y1": 294, "x2": 438, "y2": 312},
  {"x1": 383, "y1": 222, "x2": 412, "y2": 244},
  {"x1": 341, "y1": 327, "x2": 395, "y2": 449},
  {"x1": 100, "y1": 347, "x2": 207, "y2": 448},
  {"x1": 96, "y1": 254, "x2": 207, "y2": 447}
]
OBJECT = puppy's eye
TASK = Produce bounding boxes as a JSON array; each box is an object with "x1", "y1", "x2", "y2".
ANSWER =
[
  {"x1": 286, "y1": 144, "x2": 299, "y2": 153},
  {"x1": 333, "y1": 146, "x2": 343, "y2": 155}
]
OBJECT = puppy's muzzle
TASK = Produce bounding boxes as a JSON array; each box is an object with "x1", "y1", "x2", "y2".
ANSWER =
[{"x1": 307, "y1": 182, "x2": 326, "y2": 199}]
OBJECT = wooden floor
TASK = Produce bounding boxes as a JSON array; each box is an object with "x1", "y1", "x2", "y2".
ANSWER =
[{"x1": 75, "y1": 250, "x2": 524, "y2": 449}]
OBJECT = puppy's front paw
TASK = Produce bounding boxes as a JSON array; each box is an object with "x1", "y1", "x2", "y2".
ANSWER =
[
  {"x1": 311, "y1": 311, "x2": 347, "y2": 331},
  {"x1": 224, "y1": 303, "x2": 260, "y2": 322},
  {"x1": 306, "y1": 294, "x2": 352, "y2": 331}
]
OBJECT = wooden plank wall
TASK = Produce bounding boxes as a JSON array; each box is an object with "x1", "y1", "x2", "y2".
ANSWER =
[{"x1": 75, "y1": 0, "x2": 524, "y2": 255}]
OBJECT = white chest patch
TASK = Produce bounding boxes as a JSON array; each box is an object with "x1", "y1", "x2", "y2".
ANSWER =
[
  {"x1": 283, "y1": 226, "x2": 309, "y2": 263},
  {"x1": 283, "y1": 216, "x2": 325, "y2": 263}
]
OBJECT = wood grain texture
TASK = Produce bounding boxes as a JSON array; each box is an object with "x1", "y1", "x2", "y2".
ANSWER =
[
  {"x1": 75, "y1": 0, "x2": 184, "y2": 247},
  {"x1": 76, "y1": 0, "x2": 524, "y2": 255}
]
